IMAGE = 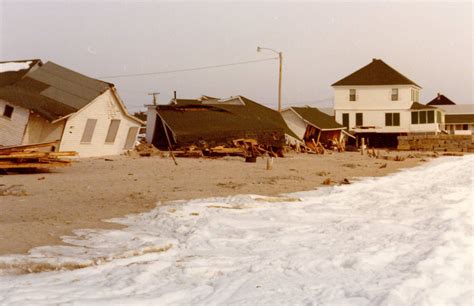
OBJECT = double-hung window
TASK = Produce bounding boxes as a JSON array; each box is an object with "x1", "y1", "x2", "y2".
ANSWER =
[
  {"x1": 349, "y1": 89, "x2": 356, "y2": 101},
  {"x1": 391, "y1": 88, "x2": 398, "y2": 101}
]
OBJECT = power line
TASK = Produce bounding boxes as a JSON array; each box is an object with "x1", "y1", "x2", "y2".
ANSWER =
[{"x1": 98, "y1": 57, "x2": 278, "y2": 79}]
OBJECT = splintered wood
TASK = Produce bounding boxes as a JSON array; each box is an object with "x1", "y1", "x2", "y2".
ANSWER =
[
  {"x1": 165, "y1": 138, "x2": 283, "y2": 159},
  {"x1": 0, "y1": 142, "x2": 77, "y2": 171}
]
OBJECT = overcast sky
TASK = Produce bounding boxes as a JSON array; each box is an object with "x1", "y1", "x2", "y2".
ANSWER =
[{"x1": 1, "y1": 0, "x2": 472, "y2": 112}]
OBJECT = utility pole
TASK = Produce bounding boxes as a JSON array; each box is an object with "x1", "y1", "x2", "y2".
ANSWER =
[
  {"x1": 257, "y1": 46, "x2": 283, "y2": 112},
  {"x1": 277, "y1": 52, "x2": 283, "y2": 113},
  {"x1": 148, "y1": 92, "x2": 160, "y2": 105}
]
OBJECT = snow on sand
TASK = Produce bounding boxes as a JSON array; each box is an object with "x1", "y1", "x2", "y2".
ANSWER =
[{"x1": 0, "y1": 156, "x2": 472, "y2": 305}]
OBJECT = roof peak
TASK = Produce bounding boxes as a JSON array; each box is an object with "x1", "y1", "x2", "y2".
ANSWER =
[
  {"x1": 426, "y1": 93, "x2": 456, "y2": 106},
  {"x1": 332, "y1": 59, "x2": 420, "y2": 88}
]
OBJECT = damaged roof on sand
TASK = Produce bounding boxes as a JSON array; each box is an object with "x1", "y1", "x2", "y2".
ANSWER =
[
  {"x1": 0, "y1": 61, "x2": 112, "y2": 121},
  {"x1": 152, "y1": 96, "x2": 298, "y2": 148}
]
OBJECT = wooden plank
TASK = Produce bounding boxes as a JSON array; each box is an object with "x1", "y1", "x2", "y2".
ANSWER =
[
  {"x1": 0, "y1": 162, "x2": 71, "y2": 169},
  {"x1": 0, "y1": 141, "x2": 60, "y2": 154},
  {"x1": 210, "y1": 148, "x2": 245, "y2": 154},
  {"x1": 0, "y1": 151, "x2": 76, "y2": 159}
]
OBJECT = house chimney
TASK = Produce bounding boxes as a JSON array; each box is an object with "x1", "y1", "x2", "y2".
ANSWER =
[
  {"x1": 173, "y1": 90, "x2": 177, "y2": 100},
  {"x1": 437, "y1": 92, "x2": 441, "y2": 100},
  {"x1": 372, "y1": 58, "x2": 377, "y2": 62}
]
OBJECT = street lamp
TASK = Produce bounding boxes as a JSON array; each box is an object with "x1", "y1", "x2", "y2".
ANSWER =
[{"x1": 257, "y1": 46, "x2": 283, "y2": 112}]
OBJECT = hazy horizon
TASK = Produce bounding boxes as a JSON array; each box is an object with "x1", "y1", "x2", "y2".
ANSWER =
[{"x1": 1, "y1": 0, "x2": 472, "y2": 112}]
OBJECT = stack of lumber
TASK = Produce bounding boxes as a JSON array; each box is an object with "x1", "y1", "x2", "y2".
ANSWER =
[{"x1": 0, "y1": 142, "x2": 77, "y2": 170}]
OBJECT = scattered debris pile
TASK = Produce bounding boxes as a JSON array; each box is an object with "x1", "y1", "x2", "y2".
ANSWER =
[
  {"x1": 169, "y1": 138, "x2": 283, "y2": 159},
  {"x1": 0, "y1": 142, "x2": 76, "y2": 171},
  {"x1": 133, "y1": 142, "x2": 163, "y2": 157}
]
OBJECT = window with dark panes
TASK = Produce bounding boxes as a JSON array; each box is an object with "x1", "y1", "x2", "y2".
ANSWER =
[
  {"x1": 355, "y1": 113, "x2": 363, "y2": 126},
  {"x1": 393, "y1": 113, "x2": 400, "y2": 126},
  {"x1": 385, "y1": 113, "x2": 400, "y2": 126},
  {"x1": 391, "y1": 88, "x2": 398, "y2": 101},
  {"x1": 385, "y1": 113, "x2": 392, "y2": 126},
  {"x1": 349, "y1": 89, "x2": 356, "y2": 101},
  {"x1": 427, "y1": 111, "x2": 434, "y2": 123},
  {"x1": 411, "y1": 111, "x2": 418, "y2": 124},
  {"x1": 420, "y1": 111, "x2": 427, "y2": 124},
  {"x1": 2, "y1": 104, "x2": 14, "y2": 118}
]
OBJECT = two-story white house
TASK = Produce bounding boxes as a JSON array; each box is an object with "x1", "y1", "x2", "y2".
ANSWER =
[{"x1": 332, "y1": 59, "x2": 444, "y2": 146}]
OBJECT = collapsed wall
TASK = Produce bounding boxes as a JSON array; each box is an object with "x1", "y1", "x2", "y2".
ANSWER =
[{"x1": 397, "y1": 134, "x2": 474, "y2": 152}]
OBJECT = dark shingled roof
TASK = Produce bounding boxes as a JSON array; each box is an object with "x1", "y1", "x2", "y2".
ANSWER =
[
  {"x1": 291, "y1": 106, "x2": 344, "y2": 130},
  {"x1": 167, "y1": 96, "x2": 298, "y2": 139},
  {"x1": 154, "y1": 96, "x2": 299, "y2": 148},
  {"x1": 172, "y1": 99, "x2": 203, "y2": 106},
  {"x1": 0, "y1": 59, "x2": 42, "y2": 87},
  {"x1": 445, "y1": 114, "x2": 474, "y2": 124},
  {"x1": 332, "y1": 59, "x2": 420, "y2": 87},
  {"x1": 410, "y1": 102, "x2": 438, "y2": 110},
  {"x1": 426, "y1": 94, "x2": 456, "y2": 106},
  {"x1": 0, "y1": 61, "x2": 111, "y2": 121}
]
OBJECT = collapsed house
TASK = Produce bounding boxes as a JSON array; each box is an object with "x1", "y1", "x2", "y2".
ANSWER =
[
  {"x1": 0, "y1": 59, "x2": 143, "y2": 157},
  {"x1": 282, "y1": 106, "x2": 347, "y2": 151},
  {"x1": 146, "y1": 95, "x2": 299, "y2": 156}
]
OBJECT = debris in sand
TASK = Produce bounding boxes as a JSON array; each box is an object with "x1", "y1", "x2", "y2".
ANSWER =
[
  {"x1": 322, "y1": 178, "x2": 332, "y2": 185},
  {"x1": 255, "y1": 196, "x2": 301, "y2": 203},
  {"x1": 216, "y1": 182, "x2": 245, "y2": 190},
  {"x1": 133, "y1": 142, "x2": 163, "y2": 157},
  {"x1": 316, "y1": 171, "x2": 330, "y2": 176},
  {"x1": 340, "y1": 178, "x2": 351, "y2": 185},
  {"x1": 379, "y1": 163, "x2": 388, "y2": 169},
  {"x1": 0, "y1": 185, "x2": 27, "y2": 196},
  {"x1": 342, "y1": 163, "x2": 357, "y2": 168}
]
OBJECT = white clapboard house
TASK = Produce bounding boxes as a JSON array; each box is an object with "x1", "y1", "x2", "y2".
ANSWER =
[
  {"x1": 426, "y1": 93, "x2": 474, "y2": 135},
  {"x1": 332, "y1": 59, "x2": 445, "y2": 146},
  {"x1": 0, "y1": 59, "x2": 143, "y2": 157}
]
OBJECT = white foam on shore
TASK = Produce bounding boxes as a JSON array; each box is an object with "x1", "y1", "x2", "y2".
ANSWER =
[{"x1": 0, "y1": 156, "x2": 472, "y2": 305}]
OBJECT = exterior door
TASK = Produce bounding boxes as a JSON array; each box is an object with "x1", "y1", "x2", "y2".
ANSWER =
[{"x1": 342, "y1": 113, "x2": 349, "y2": 130}]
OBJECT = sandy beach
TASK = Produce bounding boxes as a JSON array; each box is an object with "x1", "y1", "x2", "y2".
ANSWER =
[{"x1": 0, "y1": 151, "x2": 426, "y2": 255}]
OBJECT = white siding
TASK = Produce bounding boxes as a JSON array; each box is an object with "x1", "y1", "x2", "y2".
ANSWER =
[
  {"x1": 22, "y1": 113, "x2": 65, "y2": 145},
  {"x1": 145, "y1": 105, "x2": 157, "y2": 143},
  {"x1": 59, "y1": 89, "x2": 141, "y2": 157},
  {"x1": 0, "y1": 99, "x2": 29, "y2": 146},
  {"x1": 334, "y1": 85, "x2": 414, "y2": 111},
  {"x1": 281, "y1": 109, "x2": 307, "y2": 140},
  {"x1": 333, "y1": 84, "x2": 442, "y2": 133},
  {"x1": 335, "y1": 109, "x2": 442, "y2": 133}
]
